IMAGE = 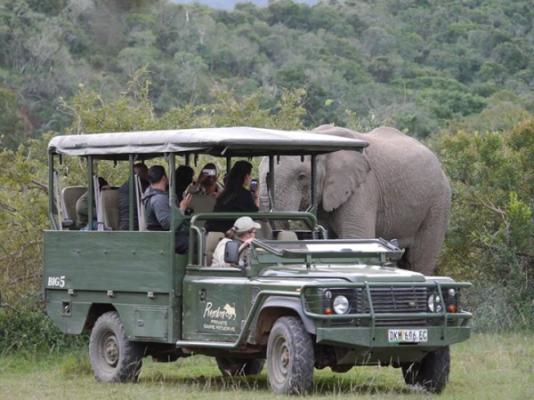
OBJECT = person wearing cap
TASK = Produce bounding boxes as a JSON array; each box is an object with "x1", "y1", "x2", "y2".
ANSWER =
[
  {"x1": 211, "y1": 216, "x2": 261, "y2": 267},
  {"x1": 142, "y1": 165, "x2": 193, "y2": 252}
]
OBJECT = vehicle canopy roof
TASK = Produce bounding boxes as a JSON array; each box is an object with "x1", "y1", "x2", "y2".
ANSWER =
[{"x1": 48, "y1": 127, "x2": 368, "y2": 159}]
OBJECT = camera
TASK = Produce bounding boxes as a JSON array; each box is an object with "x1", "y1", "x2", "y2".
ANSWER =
[
  {"x1": 250, "y1": 178, "x2": 258, "y2": 192},
  {"x1": 202, "y1": 168, "x2": 217, "y2": 177}
]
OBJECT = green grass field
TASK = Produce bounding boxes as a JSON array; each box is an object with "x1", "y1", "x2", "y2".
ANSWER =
[{"x1": 1, "y1": 334, "x2": 532, "y2": 400}]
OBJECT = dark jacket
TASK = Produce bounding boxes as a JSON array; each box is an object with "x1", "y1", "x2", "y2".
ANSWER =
[
  {"x1": 118, "y1": 179, "x2": 148, "y2": 230},
  {"x1": 206, "y1": 186, "x2": 258, "y2": 232}
]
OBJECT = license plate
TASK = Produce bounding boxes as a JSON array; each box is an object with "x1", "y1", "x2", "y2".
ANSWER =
[{"x1": 388, "y1": 329, "x2": 428, "y2": 343}]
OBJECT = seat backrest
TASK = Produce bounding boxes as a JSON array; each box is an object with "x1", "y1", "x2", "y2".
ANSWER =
[
  {"x1": 206, "y1": 231, "x2": 225, "y2": 266},
  {"x1": 190, "y1": 193, "x2": 216, "y2": 214},
  {"x1": 277, "y1": 230, "x2": 298, "y2": 241},
  {"x1": 61, "y1": 186, "x2": 87, "y2": 224},
  {"x1": 101, "y1": 189, "x2": 120, "y2": 230},
  {"x1": 255, "y1": 220, "x2": 273, "y2": 240},
  {"x1": 135, "y1": 175, "x2": 147, "y2": 231}
]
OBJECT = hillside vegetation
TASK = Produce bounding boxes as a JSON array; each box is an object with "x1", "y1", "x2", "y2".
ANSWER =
[
  {"x1": 0, "y1": 0, "x2": 532, "y2": 146},
  {"x1": 0, "y1": 0, "x2": 532, "y2": 350}
]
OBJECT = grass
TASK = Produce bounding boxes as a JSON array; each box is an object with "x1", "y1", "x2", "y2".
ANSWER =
[{"x1": 0, "y1": 333, "x2": 533, "y2": 399}]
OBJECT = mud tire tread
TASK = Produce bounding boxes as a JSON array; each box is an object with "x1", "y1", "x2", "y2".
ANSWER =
[
  {"x1": 266, "y1": 316, "x2": 314, "y2": 395},
  {"x1": 89, "y1": 311, "x2": 143, "y2": 383}
]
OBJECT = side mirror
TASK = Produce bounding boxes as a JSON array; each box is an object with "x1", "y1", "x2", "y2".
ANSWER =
[{"x1": 224, "y1": 240, "x2": 240, "y2": 265}]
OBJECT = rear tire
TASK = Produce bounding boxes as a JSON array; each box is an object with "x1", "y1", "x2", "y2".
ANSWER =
[
  {"x1": 89, "y1": 311, "x2": 143, "y2": 382},
  {"x1": 266, "y1": 316, "x2": 314, "y2": 395},
  {"x1": 402, "y1": 346, "x2": 450, "y2": 393},
  {"x1": 216, "y1": 357, "x2": 264, "y2": 376}
]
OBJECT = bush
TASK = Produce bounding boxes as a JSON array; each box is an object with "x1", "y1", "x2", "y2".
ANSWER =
[
  {"x1": 0, "y1": 307, "x2": 87, "y2": 354},
  {"x1": 432, "y1": 118, "x2": 534, "y2": 330}
]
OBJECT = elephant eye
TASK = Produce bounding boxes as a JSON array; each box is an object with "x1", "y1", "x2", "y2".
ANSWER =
[{"x1": 297, "y1": 173, "x2": 307, "y2": 181}]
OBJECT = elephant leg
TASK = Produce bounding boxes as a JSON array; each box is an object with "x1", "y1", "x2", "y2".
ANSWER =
[{"x1": 404, "y1": 205, "x2": 449, "y2": 275}]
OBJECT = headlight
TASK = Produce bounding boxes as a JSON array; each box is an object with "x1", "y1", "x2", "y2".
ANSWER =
[
  {"x1": 427, "y1": 293, "x2": 443, "y2": 313},
  {"x1": 333, "y1": 295, "x2": 349, "y2": 314}
]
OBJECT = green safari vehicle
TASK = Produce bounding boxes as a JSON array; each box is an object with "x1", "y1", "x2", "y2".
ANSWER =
[{"x1": 44, "y1": 127, "x2": 471, "y2": 394}]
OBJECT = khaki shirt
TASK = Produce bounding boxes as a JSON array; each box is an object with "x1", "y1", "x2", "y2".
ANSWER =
[{"x1": 211, "y1": 238, "x2": 248, "y2": 268}]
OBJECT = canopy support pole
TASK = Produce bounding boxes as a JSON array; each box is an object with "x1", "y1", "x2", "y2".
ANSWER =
[
  {"x1": 168, "y1": 153, "x2": 176, "y2": 208},
  {"x1": 226, "y1": 156, "x2": 231, "y2": 175},
  {"x1": 310, "y1": 154, "x2": 317, "y2": 215},
  {"x1": 128, "y1": 154, "x2": 135, "y2": 231},
  {"x1": 87, "y1": 156, "x2": 94, "y2": 230},
  {"x1": 48, "y1": 151, "x2": 58, "y2": 230},
  {"x1": 268, "y1": 155, "x2": 275, "y2": 211}
]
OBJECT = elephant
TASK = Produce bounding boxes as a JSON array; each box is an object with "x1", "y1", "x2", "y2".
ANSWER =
[{"x1": 258, "y1": 125, "x2": 451, "y2": 275}]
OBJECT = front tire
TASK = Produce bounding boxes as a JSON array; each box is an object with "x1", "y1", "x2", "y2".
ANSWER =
[
  {"x1": 266, "y1": 316, "x2": 314, "y2": 395},
  {"x1": 216, "y1": 357, "x2": 264, "y2": 376},
  {"x1": 89, "y1": 311, "x2": 143, "y2": 382},
  {"x1": 402, "y1": 346, "x2": 450, "y2": 393}
]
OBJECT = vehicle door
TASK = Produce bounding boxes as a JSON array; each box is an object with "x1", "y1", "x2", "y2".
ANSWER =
[{"x1": 181, "y1": 242, "x2": 253, "y2": 342}]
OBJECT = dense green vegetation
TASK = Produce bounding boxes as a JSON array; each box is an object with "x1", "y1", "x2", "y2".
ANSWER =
[
  {"x1": 0, "y1": 0, "x2": 532, "y2": 351},
  {"x1": 0, "y1": 0, "x2": 532, "y2": 147}
]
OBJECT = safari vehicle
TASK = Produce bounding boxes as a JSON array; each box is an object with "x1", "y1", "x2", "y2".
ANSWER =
[{"x1": 44, "y1": 128, "x2": 471, "y2": 395}]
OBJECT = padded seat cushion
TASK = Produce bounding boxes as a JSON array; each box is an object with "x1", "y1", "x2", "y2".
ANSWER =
[
  {"x1": 206, "y1": 231, "x2": 225, "y2": 266},
  {"x1": 101, "y1": 189, "x2": 119, "y2": 230}
]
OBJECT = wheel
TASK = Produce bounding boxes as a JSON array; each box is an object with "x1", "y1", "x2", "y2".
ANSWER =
[
  {"x1": 402, "y1": 346, "x2": 450, "y2": 393},
  {"x1": 266, "y1": 316, "x2": 314, "y2": 395},
  {"x1": 216, "y1": 357, "x2": 264, "y2": 376},
  {"x1": 89, "y1": 311, "x2": 143, "y2": 382}
]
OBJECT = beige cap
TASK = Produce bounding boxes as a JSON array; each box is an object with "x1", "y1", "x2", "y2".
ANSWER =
[{"x1": 233, "y1": 216, "x2": 261, "y2": 234}]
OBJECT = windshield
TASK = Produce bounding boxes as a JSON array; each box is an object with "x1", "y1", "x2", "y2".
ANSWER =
[
  {"x1": 260, "y1": 239, "x2": 399, "y2": 255},
  {"x1": 251, "y1": 239, "x2": 402, "y2": 267}
]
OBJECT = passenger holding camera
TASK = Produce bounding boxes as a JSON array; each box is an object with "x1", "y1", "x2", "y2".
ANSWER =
[{"x1": 185, "y1": 163, "x2": 223, "y2": 198}]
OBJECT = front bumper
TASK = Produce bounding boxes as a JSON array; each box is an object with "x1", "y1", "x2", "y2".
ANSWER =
[
  {"x1": 301, "y1": 280, "x2": 472, "y2": 351},
  {"x1": 316, "y1": 325, "x2": 471, "y2": 349}
]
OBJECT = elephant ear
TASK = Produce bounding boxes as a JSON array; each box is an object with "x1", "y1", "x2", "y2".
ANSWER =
[{"x1": 321, "y1": 150, "x2": 370, "y2": 212}]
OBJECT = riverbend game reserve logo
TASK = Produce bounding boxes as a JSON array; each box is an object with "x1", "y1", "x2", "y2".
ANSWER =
[{"x1": 202, "y1": 302, "x2": 238, "y2": 332}]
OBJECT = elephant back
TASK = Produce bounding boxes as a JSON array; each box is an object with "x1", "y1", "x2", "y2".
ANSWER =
[{"x1": 359, "y1": 127, "x2": 450, "y2": 234}]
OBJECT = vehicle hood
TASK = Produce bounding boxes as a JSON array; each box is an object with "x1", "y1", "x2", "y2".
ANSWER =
[{"x1": 257, "y1": 263, "x2": 426, "y2": 283}]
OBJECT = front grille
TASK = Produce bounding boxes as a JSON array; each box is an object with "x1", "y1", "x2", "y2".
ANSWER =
[
  {"x1": 304, "y1": 286, "x2": 432, "y2": 327},
  {"x1": 356, "y1": 286, "x2": 429, "y2": 314},
  {"x1": 355, "y1": 286, "x2": 429, "y2": 327}
]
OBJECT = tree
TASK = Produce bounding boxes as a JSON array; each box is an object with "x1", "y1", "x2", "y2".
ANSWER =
[{"x1": 0, "y1": 85, "x2": 28, "y2": 149}]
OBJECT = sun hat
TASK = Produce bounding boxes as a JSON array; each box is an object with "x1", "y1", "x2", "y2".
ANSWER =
[{"x1": 233, "y1": 216, "x2": 261, "y2": 234}]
